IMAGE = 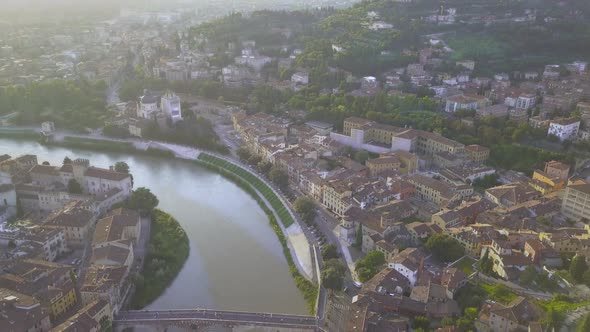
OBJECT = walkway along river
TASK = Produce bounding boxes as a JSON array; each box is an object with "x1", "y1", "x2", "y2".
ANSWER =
[{"x1": 0, "y1": 139, "x2": 308, "y2": 315}]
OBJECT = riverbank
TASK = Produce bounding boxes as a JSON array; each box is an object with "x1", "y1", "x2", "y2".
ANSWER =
[
  {"x1": 195, "y1": 159, "x2": 318, "y2": 314},
  {"x1": 1, "y1": 131, "x2": 318, "y2": 312},
  {"x1": 129, "y1": 209, "x2": 190, "y2": 309}
]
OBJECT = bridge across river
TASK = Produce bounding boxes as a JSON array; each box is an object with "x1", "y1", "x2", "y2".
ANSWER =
[{"x1": 114, "y1": 309, "x2": 319, "y2": 331}]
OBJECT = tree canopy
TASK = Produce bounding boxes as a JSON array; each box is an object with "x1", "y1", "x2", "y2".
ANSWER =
[
  {"x1": 125, "y1": 187, "x2": 159, "y2": 216},
  {"x1": 294, "y1": 196, "x2": 316, "y2": 224},
  {"x1": 355, "y1": 251, "x2": 385, "y2": 282},
  {"x1": 114, "y1": 161, "x2": 130, "y2": 174},
  {"x1": 425, "y1": 234, "x2": 465, "y2": 262},
  {"x1": 67, "y1": 179, "x2": 83, "y2": 194},
  {"x1": 570, "y1": 255, "x2": 588, "y2": 283}
]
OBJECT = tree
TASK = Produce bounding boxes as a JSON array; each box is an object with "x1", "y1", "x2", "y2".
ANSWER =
[
  {"x1": 413, "y1": 316, "x2": 429, "y2": 330},
  {"x1": 545, "y1": 307, "x2": 565, "y2": 331},
  {"x1": 269, "y1": 166, "x2": 289, "y2": 190},
  {"x1": 354, "y1": 224, "x2": 363, "y2": 248},
  {"x1": 99, "y1": 316, "x2": 112, "y2": 332},
  {"x1": 321, "y1": 267, "x2": 344, "y2": 290},
  {"x1": 441, "y1": 317, "x2": 454, "y2": 327},
  {"x1": 354, "y1": 150, "x2": 370, "y2": 164},
  {"x1": 519, "y1": 265, "x2": 536, "y2": 284},
  {"x1": 114, "y1": 161, "x2": 130, "y2": 174},
  {"x1": 63, "y1": 156, "x2": 72, "y2": 164},
  {"x1": 321, "y1": 259, "x2": 346, "y2": 291},
  {"x1": 16, "y1": 198, "x2": 23, "y2": 219},
  {"x1": 237, "y1": 147, "x2": 252, "y2": 162},
  {"x1": 42, "y1": 161, "x2": 50, "y2": 165},
  {"x1": 425, "y1": 234, "x2": 465, "y2": 262},
  {"x1": 577, "y1": 313, "x2": 590, "y2": 332},
  {"x1": 126, "y1": 187, "x2": 159, "y2": 216},
  {"x1": 570, "y1": 255, "x2": 588, "y2": 283},
  {"x1": 294, "y1": 196, "x2": 316, "y2": 223},
  {"x1": 321, "y1": 244, "x2": 339, "y2": 260},
  {"x1": 67, "y1": 179, "x2": 83, "y2": 194},
  {"x1": 355, "y1": 251, "x2": 386, "y2": 282},
  {"x1": 257, "y1": 161, "x2": 272, "y2": 175}
]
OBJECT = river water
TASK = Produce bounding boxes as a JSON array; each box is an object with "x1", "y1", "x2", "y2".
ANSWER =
[{"x1": 1, "y1": 139, "x2": 308, "y2": 315}]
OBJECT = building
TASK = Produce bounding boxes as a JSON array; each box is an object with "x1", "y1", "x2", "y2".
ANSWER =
[
  {"x1": 160, "y1": 91, "x2": 182, "y2": 124},
  {"x1": 485, "y1": 184, "x2": 539, "y2": 208},
  {"x1": 476, "y1": 297, "x2": 541, "y2": 332},
  {"x1": 291, "y1": 71, "x2": 309, "y2": 85},
  {"x1": 0, "y1": 259, "x2": 78, "y2": 320},
  {"x1": 21, "y1": 226, "x2": 67, "y2": 262},
  {"x1": 445, "y1": 94, "x2": 489, "y2": 113},
  {"x1": 544, "y1": 161, "x2": 570, "y2": 182},
  {"x1": 531, "y1": 168, "x2": 565, "y2": 194},
  {"x1": 92, "y1": 209, "x2": 141, "y2": 247},
  {"x1": 561, "y1": 181, "x2": 590, "y2": 222},
  {"x1": 476, "y1": 104, "x2": 509, "y2": 118},
  {"x1": 548, "y1": 118, "x2": 580, "y2": 141},
  {"x1": 407, "y1": 174, "x2": 459, "y2": 207},
  {"x1": 29, "y1": 159, "x2": 133, "y2": 198},
  {"x1": 43, "y1": 201, "x2": 97, "y2": 248},
  {"x1": 0, "y1": 288, "x2": 52, "y2": 332},
  {"x1": 137, "y1": 92, "x2": 159, "y2": 119},
  {"x1": 465, "y1": 145, "x2": 490, "y2": 164},
  {"x1": 483, "y1": 239, "x2": 531, "y2": 280},
  {"x1": 80, "y1": 266, "x2": 128, "y2": 315},
  {"x1": 51, "y1": 300, "x2": 112, "y2": 332},
  {"x1": 366, "y1": 151, "x2": 418, "y2": 176},
  {"x1": 387, "y1": 248, "x2": 427, "y2": 286}
]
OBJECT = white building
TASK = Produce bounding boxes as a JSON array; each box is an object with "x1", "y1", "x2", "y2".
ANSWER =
[
  {"x1": 515, "y1": 94, "x2": 537, "y2": 110},
  {"x1": 387, "y1": 248, "x2": 425, "y2": 287},
  {"x1": 161, "y1": 91, "x2": 182, "y2": 124},
  {"x1": 548, "y1": 119, "x2": 580, "y2": 141},
  {"x1": 291, "y1": 72, "x2": 309, "y2": 85},
  {"x1": 234, "y1": 55, "x2": 272, "y2": 72},
  {"x1": 445, "y1": 95, "x2": 487, "y2": 113},
  {"x1": 137, "y1": 93, "x2": 159, "y2": 119}
]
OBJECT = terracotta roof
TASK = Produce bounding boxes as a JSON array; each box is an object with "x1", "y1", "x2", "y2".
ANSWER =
[
  {"x1": 91, "y1": 244, "x2": 131, "y2": 266},
  {"x1": 29, "y1": 165, "x2": 59, "y2": 176},
  {"x1": 84, "y1": 167, "x2": 130, "y2": 181}
]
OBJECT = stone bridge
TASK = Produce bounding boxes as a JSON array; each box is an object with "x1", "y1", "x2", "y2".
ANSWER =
[{"x1": 113, "y1": 309, "x2": 318, "y2": 332}]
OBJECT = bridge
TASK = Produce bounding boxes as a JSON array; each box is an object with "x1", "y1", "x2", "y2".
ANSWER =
[{"x1": 113, "y1": 309, "x2": 319, "y2": 331}]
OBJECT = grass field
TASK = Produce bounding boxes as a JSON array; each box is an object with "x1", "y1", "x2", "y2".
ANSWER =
[
  {"x1": 452, "y1": 256, "x2": 476, "y2": 275},
  {"x1": 198, "y1": 153, "x2": 295, "y2": 227}
]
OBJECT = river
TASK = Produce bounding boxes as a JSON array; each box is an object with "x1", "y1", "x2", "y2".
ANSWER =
[{"x1": 0, "y1": 139, "x2": 308, "y2": 315}]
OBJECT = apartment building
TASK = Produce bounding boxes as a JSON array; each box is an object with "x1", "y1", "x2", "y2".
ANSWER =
[
  {"x1": 407, "y1": 174, "x2": 460, "y2": 207},
  {"x1": 43, "y1": 201, "x2": 97, "y2": 248},
  {"x1": 561, "y1": 182, "x2": 590, "y2": 222},
  {"x1": 465, "y1": 144, "x2": 490, "y2": 163},
  {"x1": 0, "y1": 288, "x2": 52, "y2": 332}
]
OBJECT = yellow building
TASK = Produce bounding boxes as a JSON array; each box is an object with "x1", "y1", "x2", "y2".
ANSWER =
[
  {"x1": 48, "y1": 285, "x2": 78, "y2": 318},
  {"x1": 445, "y1": 227, "x2": 484, "y2": 257},
  {"x1": 465, "y1": 144, "x2": 490, "y2": 163},
  {"x1": 343, "y1": 117, "x2": 372, "y2": 136},
  {"x1": 531, "y1": 169, "x2": 565, "y2": 195},
  {"x1": 407, "y1": 174, "x2": 459, "y2": 207},
  {"x1": 366, "y1": 157, "x2": 401, "y2": 176},
  {"x1": 322, "y1": 181, "x2": 353, "y2": 216}
]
